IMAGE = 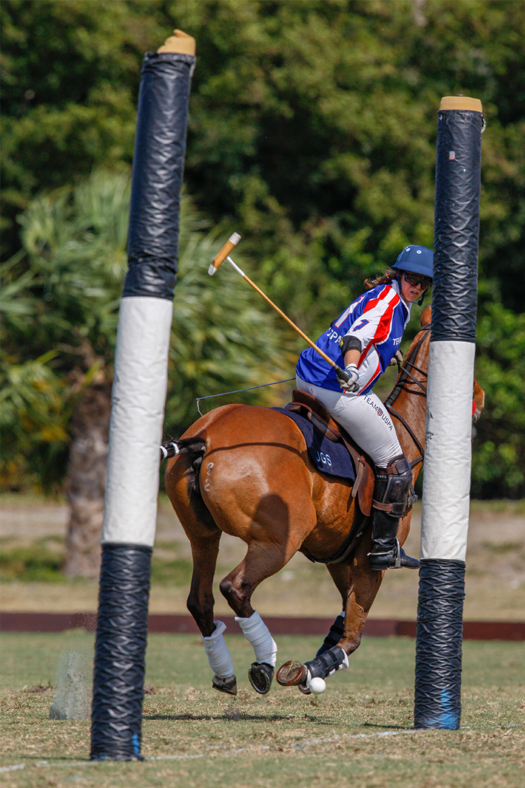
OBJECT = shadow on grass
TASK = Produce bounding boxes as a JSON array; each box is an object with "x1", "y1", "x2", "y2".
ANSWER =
[
  {"x1": 359, "y1": 721, "x2": 411, "y2": 730},
  {"x1": 143, "y1": 713, "x2": 411, "y2": 729},
  {"x1": 144, "y1": 712, "x2": 323, "y2": 722}
]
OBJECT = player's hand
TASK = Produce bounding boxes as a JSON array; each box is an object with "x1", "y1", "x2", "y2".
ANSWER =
[
  {"x1": 336, "y1": 363, "x2": 360, "y2": 392},
  {"x1": 389, "y1": 349, "x2": 404, "y2": 367}
]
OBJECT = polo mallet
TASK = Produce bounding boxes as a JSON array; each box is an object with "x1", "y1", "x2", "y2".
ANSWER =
[{"x1": 209, "y1": 233, "x2": 351, "y2": 384}]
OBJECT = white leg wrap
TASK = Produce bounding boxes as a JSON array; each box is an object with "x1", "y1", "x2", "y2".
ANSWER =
[
  {"x1": 202, "y1": 621, "x2": 235, "y2": 679},
  {"x1": 337, "y1": 652, "x2": 350, "y2": 673},
  {"x1": 235, "y1": 610, "x2": 277, "y2": 667}
]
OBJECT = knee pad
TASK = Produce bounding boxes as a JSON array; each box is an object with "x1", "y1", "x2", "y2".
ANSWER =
[{"x1": 374, "y1": 455, "x2": 413, "y2": 517}]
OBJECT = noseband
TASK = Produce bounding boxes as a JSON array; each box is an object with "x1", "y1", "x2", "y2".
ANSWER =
[{"x1": 384, "y1": 323, "x2": 431, "y2": 468}]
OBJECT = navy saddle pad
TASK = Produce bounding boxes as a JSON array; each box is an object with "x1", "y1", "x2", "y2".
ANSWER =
[{"x1": 273, "y1": 407, "x2": 356, "y2": 481}]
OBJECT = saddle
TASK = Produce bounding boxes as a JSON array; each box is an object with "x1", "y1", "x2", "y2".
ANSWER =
[{"x1": 285, "y1": 390, "x2": 375, "y2": 517}]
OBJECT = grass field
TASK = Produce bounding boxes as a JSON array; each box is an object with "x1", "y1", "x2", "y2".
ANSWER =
[{"x1": 1, "y1": 632, "x2": 524, "y2": 787}]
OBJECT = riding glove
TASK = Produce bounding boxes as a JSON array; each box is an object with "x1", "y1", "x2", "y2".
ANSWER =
[
  {"x1": 389, "y1": 349, "x2": 404, "y2": 367},
  {"x1": 337, "y1": 363, "x2": 360, "y2": 393}
]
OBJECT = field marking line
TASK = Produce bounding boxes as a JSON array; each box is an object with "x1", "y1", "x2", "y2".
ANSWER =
[
  {"x1": 0, "y1": 731, "x2": 419, "y2": 773},
  {"x1": 5, "y1": 724, "x2": 520, "y2": 773},
  {"x1": 294, "y1": 728, "x2": 420, "y2": 750}
]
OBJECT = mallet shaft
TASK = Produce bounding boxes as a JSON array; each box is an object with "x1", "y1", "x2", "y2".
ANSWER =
[{"x1": 223, "y1": 255, "x2": 349, "y2": 381}]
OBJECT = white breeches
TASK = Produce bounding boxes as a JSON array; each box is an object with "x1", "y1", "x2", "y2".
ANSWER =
[{"x1": 296, "y1": 376, "x2": 403, "y2": 468}]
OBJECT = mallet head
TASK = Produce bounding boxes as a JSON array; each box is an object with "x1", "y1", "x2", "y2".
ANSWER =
[{"x1": 208, "y1": 232, "x2": 241, "y2": 276}]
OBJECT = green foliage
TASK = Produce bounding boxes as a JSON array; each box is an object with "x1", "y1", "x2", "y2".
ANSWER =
[
  {"x1": 150, "y1": 555, "x2": 193, "y2": 586},
  {"x1": 0, "y1": 0, "x2": 157, "y2": 251},
  {"x1": 0, "y1": 170, "x2": 131, "y2": 489},
  {"x1": 472, "y1": 304, "x2": 525, "y2": 497},
  {"x1": 0, "y1": 541, "x2": 65, "y2": 582},
  {"x1": 4, "y1": 0, "x2": 525, "y2": 320},
  {"x1": 2, "y1": 1, "x2": 525, "y2": 496},
  {"x1": 0, "y1": 169, "x2": 292, "y2": 491}
]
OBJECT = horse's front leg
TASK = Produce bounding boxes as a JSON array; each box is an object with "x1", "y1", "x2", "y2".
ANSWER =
[
  {"x1": 277, "y1": 537, "x2": 384, "y2": 694},
  {"x1": 317, "y1": 509, "x2": 414, "y2": 658}
]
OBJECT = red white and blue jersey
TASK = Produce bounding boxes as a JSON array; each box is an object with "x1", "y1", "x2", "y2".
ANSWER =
[{"x1": 296, "y1": 279, "x2": 411, "y2": 395}]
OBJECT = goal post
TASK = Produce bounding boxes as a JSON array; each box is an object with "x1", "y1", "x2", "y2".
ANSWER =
[{"x1": 415, "y1": 96, "x2": 484, "y2": 730}]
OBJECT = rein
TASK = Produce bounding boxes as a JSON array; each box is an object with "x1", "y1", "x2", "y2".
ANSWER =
[{"x1": 384, "y1": 323, "x2": 431, "y2": 468}]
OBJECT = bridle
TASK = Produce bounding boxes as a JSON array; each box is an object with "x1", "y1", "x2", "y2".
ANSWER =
[{"x1": 384, "y1": 323, "x2": 431, "y2": 469}]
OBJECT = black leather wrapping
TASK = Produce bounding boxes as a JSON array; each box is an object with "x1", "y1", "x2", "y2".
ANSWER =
[
  {"x1": 316, "y1": 613, "x2": 345, "y2": 657},
  {"x1": 306, "y1": 645, "x2": 347, "y2": 679},
  {"x1": 124, "y1": 52, "x2": 196, "y2": 299},
  {"x1": 432, "y1": 109, "x2": 483, "y2": 343},
  {"x1": 90, "y1": 544, "x2": 152, "y2": 760},
  {"x1": 414, "y1": 559, "x2": 465, "y2": 730}
]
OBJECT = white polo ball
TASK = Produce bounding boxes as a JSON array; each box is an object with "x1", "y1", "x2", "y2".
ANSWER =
[{"x1": 308, "y1": 676, "x2": 326, "y2": 694}]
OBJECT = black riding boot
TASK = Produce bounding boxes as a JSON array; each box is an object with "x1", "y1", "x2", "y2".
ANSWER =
[{"x1": 368, "y1": 455, "x2": 419, "y2": 571}]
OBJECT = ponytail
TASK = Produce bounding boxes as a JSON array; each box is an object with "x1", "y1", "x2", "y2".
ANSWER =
[{"x1": 364, "y1": 269, "x2": 397, "y2": 290}]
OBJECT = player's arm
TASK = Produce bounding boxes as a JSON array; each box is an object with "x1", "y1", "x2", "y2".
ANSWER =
[
  {"x1": 342, "y1": 292, "x2": 395, "y2": 360},
  {"x1": 342, "y1": 348, "x2": 361, "y2": 368}
]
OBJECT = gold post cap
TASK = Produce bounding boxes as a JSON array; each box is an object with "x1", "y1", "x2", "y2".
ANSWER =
[
  {"x1": 157, "y1": 29, "x2": 196, "y2": 56},
  {"x1": 439, "y1": 96, "x2": 483, "y2": 112}
]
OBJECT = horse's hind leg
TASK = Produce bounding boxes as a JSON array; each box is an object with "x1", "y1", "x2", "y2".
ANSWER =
[
  {"x1": 186, "y1": 529, "x2": 239, "y2": 696},
  {"x1": 219, "y1": 540, "x2": 298, "y2": 695},
  {"x1": 166, "y1": 453, "x2": 238, "y2": 695}
]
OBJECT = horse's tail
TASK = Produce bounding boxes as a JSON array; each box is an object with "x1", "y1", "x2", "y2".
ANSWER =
[{"x1": 161, "y1": 436, "x2": 207, "y2": 497}]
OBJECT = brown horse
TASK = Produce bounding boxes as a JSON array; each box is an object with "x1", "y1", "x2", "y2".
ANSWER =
[{"x1": 165, "y1": 305, "x2": 484, "y2": 695}]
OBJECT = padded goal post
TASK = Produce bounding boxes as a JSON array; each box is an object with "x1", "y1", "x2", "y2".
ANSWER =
[
  {"x1": 90, "y1": 31, "x2": 196, "y2": 761},
  {"x1": 415, "y1": 96, "x2": 484, "y2": 730}
]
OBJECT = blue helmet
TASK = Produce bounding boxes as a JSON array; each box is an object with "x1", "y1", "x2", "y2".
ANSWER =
[{"x1": 392, "y1": 245, "x2": 433, "y2": 279}]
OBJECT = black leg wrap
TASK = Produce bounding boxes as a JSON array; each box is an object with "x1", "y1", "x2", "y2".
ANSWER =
[
  {"x1": 305, "y1": 646, "x2": 346, "y2": 680},
  {"x1": 316, "y1": 613, "x2": 345, "y2": 657}
]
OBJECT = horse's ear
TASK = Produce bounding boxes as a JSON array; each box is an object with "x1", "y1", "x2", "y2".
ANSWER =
[
  {"x1": 421, "y1": 305, "x2": 432, "y2": 327},
  {"x1": 473, "y1": 379, "x2": 485, "y2": 423}
]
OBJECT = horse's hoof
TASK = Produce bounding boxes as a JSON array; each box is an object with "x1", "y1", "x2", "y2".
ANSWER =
[
  {"x1": 212, "y1": 674, "x2": 237, "y2": 696},
  {"x1": 248, "y1": 662, "x2": 274, "y2": 695},
  {"x1": 276, "y1": 660, "x2": 308, "y2": 687},
  {"x1": 298, "y1": 681, "x2": 311, "y2": 696}
]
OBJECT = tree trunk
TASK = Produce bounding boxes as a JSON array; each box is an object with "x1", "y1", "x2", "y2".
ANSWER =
[{"x1": 63, "y1": 381, "x2": 112, "y2": 579}]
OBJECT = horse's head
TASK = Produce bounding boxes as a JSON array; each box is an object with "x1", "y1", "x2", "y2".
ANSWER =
[
  {"x1": 420, "y1": 304, "x2": 432, "y2": 328},
  {"x1": 473, "y1": 379, "x2": 485, "y2": 423}
]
